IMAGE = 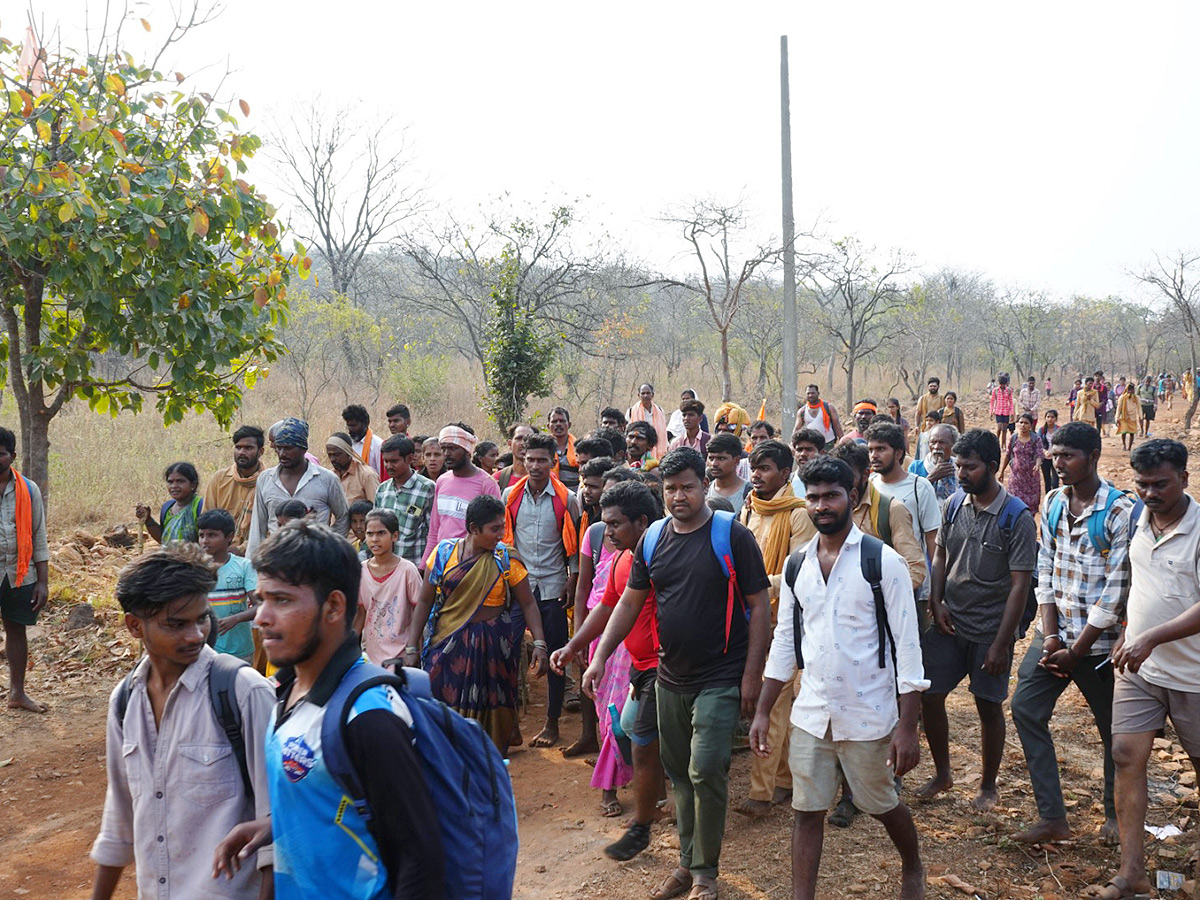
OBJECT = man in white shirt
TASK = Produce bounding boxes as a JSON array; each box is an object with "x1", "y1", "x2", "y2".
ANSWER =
[
  {"x1": 750, "y1": 456, "x2": 928, "y2": 900},
  {"x1": 867, "y1": 421, "x2": 941, "y2": 572},
  {"x1": 1107, "y1": 439, "x2": 1200, "y2": 900},
  {"x1": 342, "y1": 404, "x2": 383, "y2": 478},
  {"x1": 1018, "y1": 376, "x2": 1041, "y2": 424}
]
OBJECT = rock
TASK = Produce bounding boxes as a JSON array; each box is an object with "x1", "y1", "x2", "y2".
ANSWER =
[
  {"x1": 65, "y1": 602, "x2": 97, "y2": 630},
  {"x1": 102, "y1": 525, "x2": 137, "y2": 548},
  {"x1": 53, "y1": 545, "x2": 85, "y2": 569}
]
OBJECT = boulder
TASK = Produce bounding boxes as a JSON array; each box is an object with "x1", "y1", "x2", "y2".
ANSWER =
[
  {"x1": 102, "y1": 525, "x2": 137, "y2": 548},
  {"x1": 70, "y1": 529, "x2": 98, "y2": 549},
  {"x1": 64, "y1": 602, "x2": 97, "y2": 630}
]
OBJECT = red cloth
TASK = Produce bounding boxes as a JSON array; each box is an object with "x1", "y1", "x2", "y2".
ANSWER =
[{"x1": 601, "y1": 549, "x2": 657, "y2": 671}]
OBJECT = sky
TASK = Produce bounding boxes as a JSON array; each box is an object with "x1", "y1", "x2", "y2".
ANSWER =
[{"x1": 21, "y1": 0, "x2": 1200, "y2": 297}]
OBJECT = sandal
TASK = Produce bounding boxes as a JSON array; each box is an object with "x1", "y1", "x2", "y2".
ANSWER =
[
  {"x1": 601, "y1": 798, "x2": 624, "y2": 817},
  {"x1": 1085, "y1": 875, "x2": 1151, "y2": 900},
  {"x1": 687, "y1": 881, "x2": 718, "y2": 900},
  {"x1": 605, "y1": 822, "x2": 651, "y2": 861},
  {"x1": 649, "y1": 868, "x2": 692, "y2": 900},
  {"x1": 828, "y1": 797, "x2": 858, "y2": 828}
]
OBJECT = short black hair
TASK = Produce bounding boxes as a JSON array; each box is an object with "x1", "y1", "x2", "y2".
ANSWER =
[
  {"x1": 865, "y1": 422, "x2": 906, "y2": 453},
  {"x1": 750, "y1": 420, "x2": 776, "y2": 437},
  {"x1": 706, "y1": 496, "x2": 736, "y2": 513},
  {"x1": 232, "y1": 425, "x2": 264, "y2": 448},
  {"x1": 580, "y1": 456, "x2": 618, "y2": 480},
  {"x1": 116, "y1": 543, "x2": 218, "y2": 617},
  {"x1": 595, "y1": 427, "x2": 626, "y2": 459},
  {"x1": 928, "y1": 376, "x2": 940, "y2": 385},
  {"x1": 707, "y1": 432, "x2": 744, "y2": 458},
  {"x1": 276, "y1": 499, "x2": 310, "y2": 521},
  {"x1": 365, "y1": 508, "x2": 400, "y2": 533},
  {"x1": 600, "y1": 407, "x2": 627, "y2": 427},
  {"x1": 253, "y1": 521, "x2": 361, "y2": 628},
  {"x1": 196, "y1": 509, "x2": 235, "y2": 537},
  {"x1": 465, "y1": 494, "x2": 505, "y2": 532},
  {"x1": 831, "y1": 440, "x2": 870, "y2": 475},
  {"x1": 924, "y1": 409, "x2": 943, "y2": 423},
  {"x1": 603, "y1": 466, "x2": 641, "y2": 485},
  {"x1": 386, "y1": 403, "x2": 411, "y2": 420},
  {"x1": 348, "y1": 499, "x2": 375, "y2": 518},
  {"x1": 164, "y1": 461, "x2": 200, "y2": 488},
  {"x1": 506, "y1": 422, "x2": 537, "y2": 438},
  {"x1": 0, "y1": 427, "x2": 14, "y2": 454},
  {"x1": 381, "y1": 434, "x2": 415, "y2": 457},
  {"x1": 748, "y1": 439, "x2": 793, "y2": 472},
  {"x1": 791, "y1": 428, "x2": 826, "y2": 451},
  {"x1": 952, "y1": 428, "x2": 1001, "y2": 468},
  {"x1": 524, "y1": 433, "x2": 558, "y2": 457},
  {"x1": 626, "y1": 420, "x2": 658, "y2": 447},
  {"x1": 800, "y1": 457, "x2": 856, "y2": 495},
  {"x1": 576, "y1": 436, "x2": 614, "y2": 459},
  {"x1": 679, "y1": 399, "x2": 705, "y2": 415},
  {"x1": 1130, "y1": 438, "x2": 1188, "y2": 473},
  {"x1": 658, "y1": 448, "x2": 706, "y2": 482},
  {"x1": 599, "y1": 480, "x2": 658, "y2": 526},
  {"x1": 1050, "y1": 421, "x2": 1101, "y2": 456},
  {"x1": 342, "y1": 404, "x2": 370, "y2": 426},
  {"x1": 548, "y1": 406, "x2": 571, "y2": 423}
]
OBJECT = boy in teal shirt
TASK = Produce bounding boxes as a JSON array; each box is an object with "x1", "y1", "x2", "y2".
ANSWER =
[{"x1": 198, "y1": 510, "x2": 258, "y2": 661}]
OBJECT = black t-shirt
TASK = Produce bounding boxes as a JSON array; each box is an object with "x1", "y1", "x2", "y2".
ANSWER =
[{"x1": 627, "y1": 515, "x2": 770, "y2": 693}]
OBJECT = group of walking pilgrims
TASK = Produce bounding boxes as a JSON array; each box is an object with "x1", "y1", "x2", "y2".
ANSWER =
[{"x1": 2, "y1": 371, "x2": 1197, "y2": 900}]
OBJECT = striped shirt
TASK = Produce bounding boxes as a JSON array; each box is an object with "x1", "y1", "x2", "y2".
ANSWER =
[{"x1": 990, "y1": 385, "x2": 1015, "y2": 418}]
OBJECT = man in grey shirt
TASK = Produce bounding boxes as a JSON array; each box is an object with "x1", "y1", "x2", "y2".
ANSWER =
[
  {"x1": 0, "y1": 427, "x2": 50, "y2": 713},
  {"x1": 916, "y1": 428, "x2": 1036, "y2": 813},
  {"x1": 501, "y1": 432, "x2": 581, "y2": 749},
  {"x1": 247, "y1": 417, "x2": 349, "y2": 555}
]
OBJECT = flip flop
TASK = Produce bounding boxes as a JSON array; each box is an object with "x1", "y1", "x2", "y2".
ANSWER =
[
  {"x1": 649, "y1": 869, "x2": 692, "y2": 900},
  {"x1": 601, "y1": 798, "x2": 624, "y2": 818},
  {"x1": 687, "y1": 882, "x2": 718, "y2": 900},
  {"x1": 1085, "y1": 875, "x2": 1151, "y2": 900}
]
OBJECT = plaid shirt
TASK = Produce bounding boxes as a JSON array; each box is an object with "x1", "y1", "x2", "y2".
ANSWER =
[
  {"x1": 374, "y1": 471, "x2": 436, "y2": 565},
  {"x1": 1035, "y1": 482, "x2": 1133, "y2": 656},
  {"x1": 990, "y1": 385, "x2": 1015, "y2": 417}
]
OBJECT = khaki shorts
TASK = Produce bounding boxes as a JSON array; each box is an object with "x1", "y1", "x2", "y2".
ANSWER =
[
  {"x1": 788, "y1": 725, "x2": 899, "y2": 815},
  {"x1": 1113, "y1": 669, "x2": 1200, "y2": 756}
]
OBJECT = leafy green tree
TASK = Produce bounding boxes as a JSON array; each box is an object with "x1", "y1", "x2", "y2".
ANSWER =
[
  {"x1": 483, "y1": 248, "x2": 553, "y2": 432},
  {"x1": 0, "y1": 14, "x2": 304, "y2": 495}
]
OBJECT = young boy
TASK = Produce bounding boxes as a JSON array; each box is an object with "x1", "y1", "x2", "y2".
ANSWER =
[
  {"x1": 347, "y1": 498, "x2": 373, "y2": 561},
  {"x1": 90, "y1": 543, "x2": 274, "y2": 900},
  {"x1": 198, "y1": 509, "x2": 259, "y2": 663},
  {"x1": 354, "y1": 509, "x2": 422, "y2": 667}
]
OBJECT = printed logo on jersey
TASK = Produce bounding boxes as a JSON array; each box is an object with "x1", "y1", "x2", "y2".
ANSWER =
[{"x1": 281, "y1": 735, "x2": 316, "y2": 782}]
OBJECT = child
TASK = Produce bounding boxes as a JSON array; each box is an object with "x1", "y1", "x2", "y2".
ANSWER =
[
  {"x1": 197, "y1": 510, "x2": 258, "y2": 663},
  {"x1": 91, "y1": 543, "x2": 273, "y2": 899},
  {"x1": 275, "y1": 499, "x2": 309, "y2": 527},
  {"x1": 354, "y1": 509, "x2": 422, "y2": 667},
  {"x1": 347, "y1": 498, "x2": 374, "y2": 559}
]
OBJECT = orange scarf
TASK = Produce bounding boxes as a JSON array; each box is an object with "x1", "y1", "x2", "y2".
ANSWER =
[
  {"x1": 806, "y1": 401, "x2": 831, "y2": 432},
  {"x1": 359, "y1": 427, "x2": 374, "y2": 464},
  {"x1": 504, "y1": 475, "x2": 579, "y2": 558},
  {"x1": 551, "y1": 433, "x2": 577, "y2": 475},
  {"x1": 12, "y1": 471, "x2": 32, "y2": 585}
]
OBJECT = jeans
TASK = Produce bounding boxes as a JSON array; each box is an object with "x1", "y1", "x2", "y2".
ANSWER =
[
  {"x1": 536, "y1": 590, "x2": 569, "y2": 719},
  {"x1": 656, "y1": 683, "x2": 741, "y2": 878},
  {"x1": 1011, "y1": 631, "x2": 1116, "y2": 820}
]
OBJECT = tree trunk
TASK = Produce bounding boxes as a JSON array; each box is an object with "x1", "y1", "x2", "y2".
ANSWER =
[
  {"x1": 826, "y1": 352, "x2": 836, "y2": 395},
  {"x1": 720, "y1": 327, "x2": 732, "y2": 402},
  {"x1": 845, "y1": 353, "x2": 856, "y2": 411},
  {"x1": 1185, "y1": 335, "x2": 1199, "y2": 431}
]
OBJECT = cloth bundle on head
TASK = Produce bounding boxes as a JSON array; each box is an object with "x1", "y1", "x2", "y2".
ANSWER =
[
  {"x1": 853, "y1": 401, "x2": 877, "y2": 415},
  {"x1": 713, "y1": 402, "x2": 751, "y2": 436},
  {"x1": 439, "y1": 425, "x2": 477, "y2": 453},
  {"x1": 325, "y1": 434, "x2": 354, "y2": 457},
  {"x1": 274, "y1": 417, "x2": 309, "y2": 448}
]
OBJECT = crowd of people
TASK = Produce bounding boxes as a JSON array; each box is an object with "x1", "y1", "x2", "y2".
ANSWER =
[{"x1": 2, "y1": 369, "x2": 1199, "y2": 900}]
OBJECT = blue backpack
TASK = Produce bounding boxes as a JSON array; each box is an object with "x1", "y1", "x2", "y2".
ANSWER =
[
  {"x1": 1043, "y1": 483, "x2": 1142, "y2": 555},
  {"x1": 320, "y1": 662, "x2": 518, "y2": 900},
  {"x1": 642, "y1": 509, "x2": 743, "y2": 652}
]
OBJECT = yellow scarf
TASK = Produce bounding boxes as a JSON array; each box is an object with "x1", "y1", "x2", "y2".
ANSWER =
[{"x1": 747, "y1": 485, "x2": 805, "y2": 574}]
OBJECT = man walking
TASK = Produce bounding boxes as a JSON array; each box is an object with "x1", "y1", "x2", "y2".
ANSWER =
[
  {"x1": 916, "y1": 428, "x2": 1036, "y2": 811},
  {"x1": 548, "y1": 407, "x2": 581, "y2": 490},
  {"x1": 751, "y1": 456, "x2": 927, "y2": 900},
  {"x1": 792, "y1": 384, "x2": 843, "y2": 445},
  {"x1": 204, "y1": 425, "x2": 265, "y2": 553},
  {"x1": 667, "y1": 399, "x2": 710, "y2": 455},
  {"x1": 421, "y1": 423, "x2": 501, "y2": 560},
  {"x1": 1011, "y1": 422, "x2": 1130, "y2": 845},
  {"x1": 0, "y1": 427, "x2": 49, "y2": 713},
  {"x1": 584, "y1": 449, "x2": 771, "y2": 900},
  {"x1": 1136, "y1": 375, "x2": 1157, "y2": 438},
  {"x1": 1019, "y1": 376, "x2": 1041, "y2": 425},
  {"x1": 342, "y1": 404, "x2": 383, "y2": 479},
  {"x1": 915, "y1": 376, "x2": 942, "y2": 428}
]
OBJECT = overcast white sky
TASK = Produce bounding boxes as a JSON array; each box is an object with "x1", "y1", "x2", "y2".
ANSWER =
[{"x1": 24, "y1": 0, "x2": 1200, "y2": 296}]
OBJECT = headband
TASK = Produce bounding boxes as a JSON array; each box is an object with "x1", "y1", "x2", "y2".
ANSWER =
[
  {"x1": 438, "y1": 425, "x2": 477, "y2": 453},
  {"x1": 853, "y1": 401, "x2": 877, "y2": 414},
  {"x1": 274, "y1": 417, "x2": 309, "y2": 448},
  {"x1": 325, "y1": 435, "x2": 354, "y2": 457}
]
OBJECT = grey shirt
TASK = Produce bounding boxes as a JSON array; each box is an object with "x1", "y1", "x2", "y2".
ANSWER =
[
  {"x1": 91, "y1": 647, "x2": 275, "y2": 899},
  {"x1": 501, "y1": 480, "x2": 581, "y2": 600},
  {"x1": 247, "y1": 461, "x2": 349, "y2": 555},
  {"x1": 936, "y1": 485, "x2": 1038, "y2": 644},
  {"x1": 707, "y1": 478, "x2": 752, "y2": 510},
  {"x1": 0, "y1": 472, "x2": 49, "y2": 587}
]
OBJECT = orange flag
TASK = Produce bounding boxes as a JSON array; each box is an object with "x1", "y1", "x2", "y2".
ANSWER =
[{"x1": 757, "y1": 398, "x2": 767, "y2": 421}]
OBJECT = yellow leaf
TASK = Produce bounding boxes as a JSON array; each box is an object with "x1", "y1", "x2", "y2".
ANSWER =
[
  {"x1": 192, "y1": 208, "x2": 209, "y2": 237},
  {"x1": 117, "y1": 174, "x2": 130, "y2": 197},
  {"x1": 78, "y1": 116, "x2": 98, "y2": 132},
  {"x1": 36, "y1": 119, "x2": 50, "y2": 143},
  {"x1": 105, "y1": 73, "x2": 125, "y2": 96},
  {"x1": 267, "y1": 270, "x2": 281, "y2": 287},
  {"x1": 140, "y1": 18, "x2": 151, "y2": 31},
  {"x1": 177, "y1": 293, "x2": 190, "y2": 309},
  {"x1": 238, "y1": 99, "x2": 250, "y2": 116},
  {"x1": 58, "y1": 203, "x2": 74, "y2": 223}
]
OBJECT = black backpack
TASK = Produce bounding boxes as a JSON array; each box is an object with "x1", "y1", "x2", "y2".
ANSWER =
[
  {"x1": 783, "y1": 533, "x2": 895, "y2": 671},
  {"x1": 114, "y1": 652, "x2": 253, "y2": 796}
]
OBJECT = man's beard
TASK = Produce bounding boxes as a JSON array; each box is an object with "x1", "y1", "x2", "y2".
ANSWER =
[
  {"x1": 268, "y1": 614, "x2": 323, "y2": 669},
  {"x1": 815, "y1": 507, "x2": 851, "y2": 535}
]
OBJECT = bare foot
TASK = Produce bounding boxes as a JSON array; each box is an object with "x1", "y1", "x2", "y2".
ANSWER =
[
  {"x1": 970, "y1": 787, "x2": 999, "y2": 812},
  {"x1": 7, "y1": 692, "x2": 47, "y2": 713},
  {"x1": 900, "y1": 865, "x2": 926, "y2": 900},
  {"x1": 1013, "y1": 817, "x2": 1072, "y2": 844},
  {"x1": 913, "y1": 774, "x2": 953, "y2": 800},
  {"x1": 1088, "y1": 873, "x2": 1152, "y2": 900},
  {"x1": 529, "y1": 722, "x2": 560, "y2": 748},
  {"x1": 1099, "y1": 818, "x2": 1120, "y2": 846},
  {"x1": 734, "y1": 798, "x2": 771, "y2": 818},
  {"x1": 561, "y1": 735, "x2": 599, "y2": 758},
  {"x1": 772, "y1": 786, "x2": 793, "y2": 806},
  {"x1": 509, "y1": 723, "x2": 523, "y2": 749}
]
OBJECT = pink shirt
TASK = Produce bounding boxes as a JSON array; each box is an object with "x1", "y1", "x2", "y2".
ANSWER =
[
  {"x1": 358, "y1": 558, "x2": 423, "y2": 666},
  {"x1": 422, "y1": 469, "x2": 502, "y2": 561}
]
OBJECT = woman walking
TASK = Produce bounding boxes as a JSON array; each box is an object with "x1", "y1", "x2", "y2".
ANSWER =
[
  {"x1": 998, "y1": 413, "x2": 1044, "y2": 512},
  {"x1": 1116, "y1": 383, "x2": 1140, "y2": 451},
  {"x1": 1037, "y1": 410, "x2": 1061, "y2": 493}
]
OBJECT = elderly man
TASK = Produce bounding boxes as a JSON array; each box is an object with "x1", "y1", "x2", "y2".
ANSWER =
[
  {"x1": 421, "y1": 423, "x2": 501, "y2": 561},
  {"x1": 325, "y1": 432, "x2": 381, "y2": 505},
  {"x1": 908, "y1": 424, "x2": 959, "y2": 501},
  {"x1": 247, "y1": 417, "x2": 349, "y2": 554}
]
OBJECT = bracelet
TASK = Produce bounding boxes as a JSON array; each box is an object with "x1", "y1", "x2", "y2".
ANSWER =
[
  {"x1": 532, "y1": 640, "x2": 549, "y2": 651},
  {"x1": 404, "y1": 646, "x2": 420, "y2": 655}
]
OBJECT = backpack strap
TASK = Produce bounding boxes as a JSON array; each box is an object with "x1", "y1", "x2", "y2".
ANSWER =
[
  {"x1": 944, "y1": 489, "x2": 967, "y2": 526},
  {"x1": 997, "y1": 493, "x2": 1029, "y2": 533},
  {"x1": 641, "y1": 518, "x2": 669, "y2": 579},
  {"x1": 1044, "y1": 488, "x2": 1067, "y2": 545},
  {"x1": 784, "y1": 549, "x2": 807, "y2": 669},
  {"x1": 115, "y1": 669, "x2": 135, "y2": 723},
  {"x1": 1129, "y1": 496, "x2": 1144, "y2": 540},
  {"x1": 208, "y1": 654, "x2": 253, "y2": 797},
  {"x1": 709, "y1": 510, "x2": 742, "y2": 653},
  {"x1": 860, "y1": 534, "x2": 895, "y2": 670},
  {"x1": 1087, "y1": 485, "x2": 1122, "y2": 556}
]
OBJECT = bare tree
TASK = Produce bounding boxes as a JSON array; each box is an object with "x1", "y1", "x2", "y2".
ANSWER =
[
  {"x1": 274, "y1": 103, "x2": 423, "y2": 303},
  {"x1": 659, "y1": 200, "x2": 780, "y2": 402},
  {"x1": 1134, "y1": 252, "x2": 1200, "y2": 428},
  {"x1": 801, "y1": 237, "x2": 913, "y2": 409},
  {"x1": 985, "y1": 287, "x2": 1062, "y2": 382}
]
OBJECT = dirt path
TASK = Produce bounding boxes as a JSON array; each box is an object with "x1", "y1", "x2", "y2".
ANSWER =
[{"x1": 3, "y1": 396, "x2": 1200, "y2": 898}]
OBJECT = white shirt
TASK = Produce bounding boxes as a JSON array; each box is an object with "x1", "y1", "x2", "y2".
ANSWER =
[
  {"x1": 763, "y1": 525, "x2": 929, "y2": 741},
  {"x1": 1127, "y1": 496, "x2": 1200, "y2": 691},
  {"x1": 800, "y1": 402, "x2": 838, "y2": 443},
  {"x1": 352, "y1": 434, "x2": 383, "y2": 475}
]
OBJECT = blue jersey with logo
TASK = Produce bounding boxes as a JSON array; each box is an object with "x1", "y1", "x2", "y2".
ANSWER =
[{"x1": 266, "y1": 661, "x2": 410, "y2": 900}]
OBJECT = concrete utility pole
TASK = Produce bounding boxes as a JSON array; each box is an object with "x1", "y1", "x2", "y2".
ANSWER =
[{"x1": 780, "y1": 35, "x2": 797, "y2": 436}]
